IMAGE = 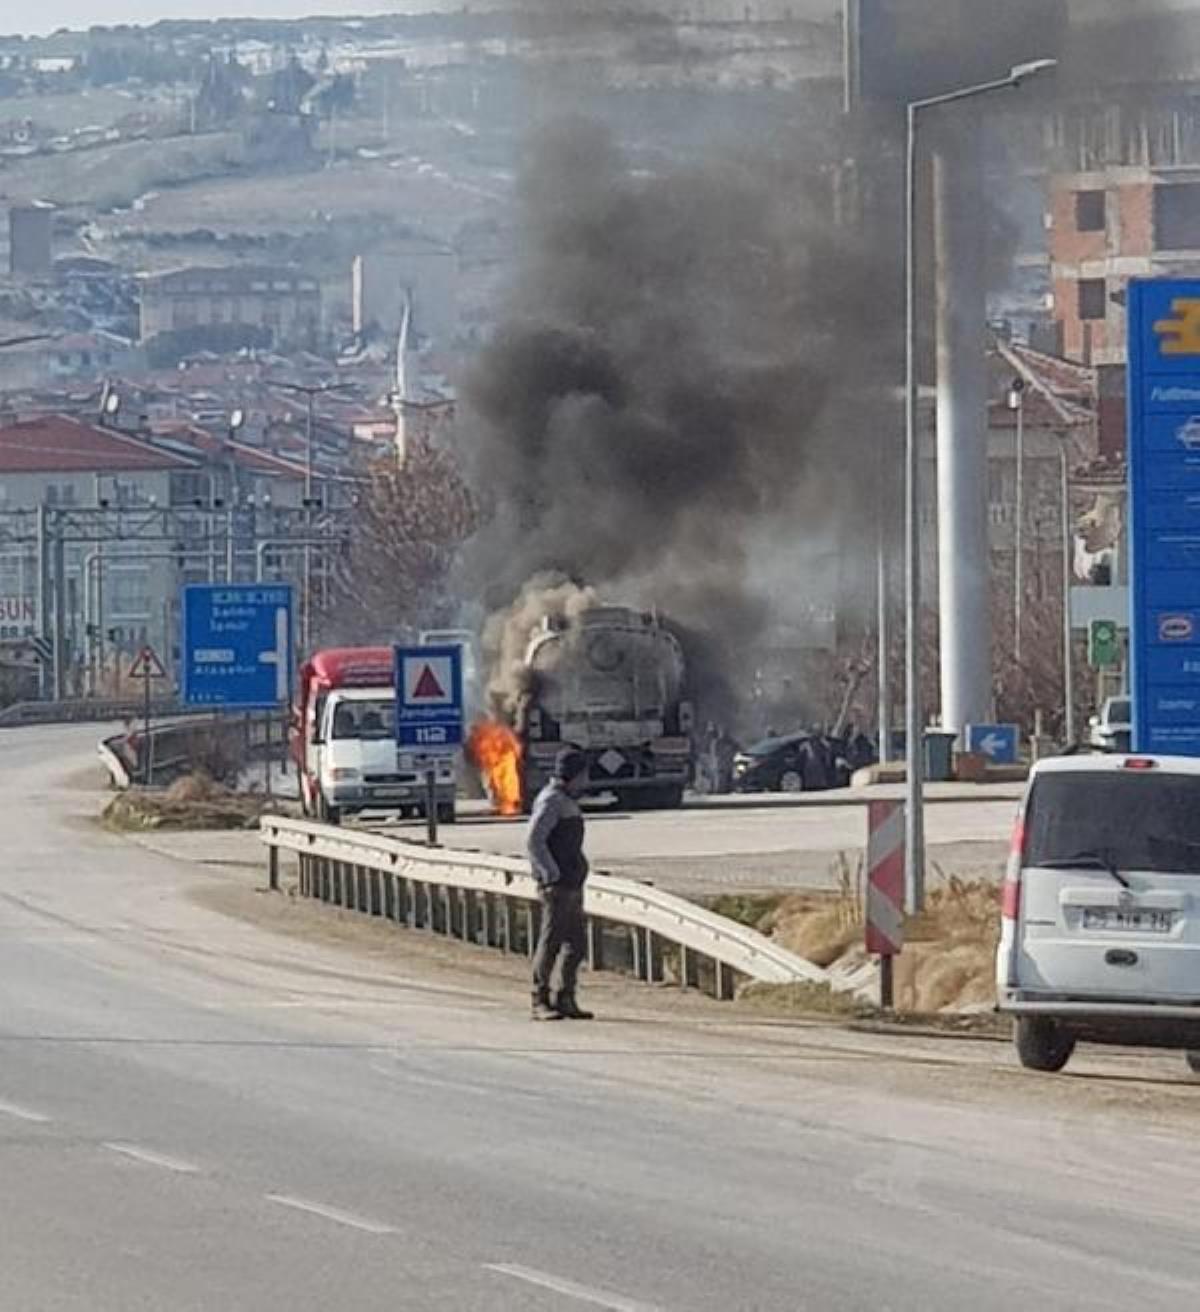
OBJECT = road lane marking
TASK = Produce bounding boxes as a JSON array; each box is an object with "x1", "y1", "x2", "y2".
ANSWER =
[
  {"x1": 103, "y1": 1143, "x2": 201, "y2": 1174},
  {"x1": 0, "y1": 1098, "x2": 50, "y2": 1123},
  {"x1": 265, "y1": 1193, "x2": 396, "y2": 1235},
  {"x1": 484, "y1": 1263, "x2": 662, "y2": 1312}
]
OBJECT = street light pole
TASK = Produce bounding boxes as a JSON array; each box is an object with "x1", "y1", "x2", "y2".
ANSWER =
[
  {"x1": 1059, "y1": 442, "x2": 1077, "y2": 747},
  {"x1": 903, "y1": 57, "x2": 1057, "y2": 914},
  {"x1": 1009, "y1": 378, "x2": 1027, "y2": 663}
]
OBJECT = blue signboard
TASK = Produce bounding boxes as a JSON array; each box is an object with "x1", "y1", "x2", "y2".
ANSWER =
[
  {"x1": 1128, "y1": 279, "x2": 1200, "y2": 754},
  {"x1": 182, "y1": 584, "x2": 293, "y2": 709},
  {"x1": 394, "y1": 644, "x2": 464, "y2": 749},
  {"x1": 965, "y1": 723, "x2": 1018, "y2": 765}
]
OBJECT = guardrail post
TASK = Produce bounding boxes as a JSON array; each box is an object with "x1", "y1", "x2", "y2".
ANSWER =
[
  {"x1": 645, "y1": 930, "x2": 661, "y2": 985},
  {"x1": 630, "y1": 925, "x2": 644, "y2": 980},
  {"x1": 440, "y1": 886, "x2": 452, "y2": 937},
  {"x1": 268, "y1": 844, "x2": 280, "y2": 893},
  {"x1": 320, "y1": 857, "x2": 331, "y2": 902},
  {"x1": 501, "y1": 897, "x2": 514, "y2": 951},
  {"x1": 715, "y1": 960, "x2": 736, "y2": 1001},
  {"x1": 483, "y1": 894, "x2": 497, "y2": 948},
  {"x1": 463, "y1": 890, "x2": 476, "y2": 944},
  {"x1": 586, "y1": 918, "x2": 604, "y2": 972},
  {"x1": 383, "y1": 871, "x2": 394, "y2": 920},
  {"x1": 678, "y1": 943, "x2": 690, "y2": 990}
]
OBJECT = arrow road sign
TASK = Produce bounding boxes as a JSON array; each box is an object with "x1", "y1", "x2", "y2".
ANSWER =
[
  {"x1": 965, "y1": 723, "x2": 1019, "y2": 765},
  {"x1": 182, "y1": 584, "x2": 293, "y2": 710}
]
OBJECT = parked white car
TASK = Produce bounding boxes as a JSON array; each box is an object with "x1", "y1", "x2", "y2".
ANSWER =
[
  {"x1": 997, "y1": 754, "x2": 1200, "y2": 1073},
  {"x1": 1088, "y1": 695, "x2": 1131, "y2": 753}
]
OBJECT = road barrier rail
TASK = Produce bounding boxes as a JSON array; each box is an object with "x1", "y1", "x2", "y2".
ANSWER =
[
  {"x1": 260, "y1": 815, "x2": 828, "y2": 1001},
  {"x1": 99, "y1": 713, "x2": 285, "y2": 790},
  {"x1": 0, "y1": 696, "x2": 188, "y2": 727}
]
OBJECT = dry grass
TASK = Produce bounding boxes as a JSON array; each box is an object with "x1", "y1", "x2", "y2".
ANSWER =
[
  {"x1": 727, "y1": 856, "x2": 1002, "y2": 1015},
  {"x1": 103, "y1": 772, "x2": 270, "y2": 831}
]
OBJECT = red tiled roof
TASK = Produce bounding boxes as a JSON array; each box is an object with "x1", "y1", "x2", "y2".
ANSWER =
[
  {"x1": 150, "y1": 422, "x2": 307, "y2": 479},
  {"x1": 0, "y1": 415, "x2": 199, "y2": 474}
]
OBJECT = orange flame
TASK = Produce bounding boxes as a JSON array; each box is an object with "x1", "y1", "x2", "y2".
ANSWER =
[{"x1": 467, "y1": 720, "x2": 524, "y2": 816}]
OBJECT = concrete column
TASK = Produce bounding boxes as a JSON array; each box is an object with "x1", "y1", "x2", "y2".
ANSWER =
[{"x1": 934, "y1": 131, "x2": 991, "y2": 739}]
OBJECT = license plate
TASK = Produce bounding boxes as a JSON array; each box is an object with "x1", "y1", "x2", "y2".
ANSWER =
[{"x1": 1081, "y1": 908, "x2": 1176, "y2": 933}]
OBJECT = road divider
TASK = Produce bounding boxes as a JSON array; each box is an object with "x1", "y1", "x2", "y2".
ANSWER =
[{"x1": 259, "y1": 815, "x2": 827, "y2": 1000}]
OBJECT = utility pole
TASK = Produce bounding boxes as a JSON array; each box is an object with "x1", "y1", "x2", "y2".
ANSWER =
[{"x1": 266, "y1": 379, "x2": 353, "y2": 655}]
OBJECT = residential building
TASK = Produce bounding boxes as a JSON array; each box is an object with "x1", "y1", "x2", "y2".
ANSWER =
[{"x1": 138, "y1": 265, "x2": 322, "y2": 351}]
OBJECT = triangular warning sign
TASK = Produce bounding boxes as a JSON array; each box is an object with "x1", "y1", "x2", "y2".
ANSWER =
[
  {"x1": 129, "y1": 645, "x2": 167, "y2": 679},
  {"x1": 413, "y1": 664, "x2": 445, "y2": 699}
]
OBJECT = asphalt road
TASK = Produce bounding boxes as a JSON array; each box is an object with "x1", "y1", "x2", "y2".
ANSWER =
[
  {"x1": 369, "y1": 785, "x2": 1020, "y2": 893},
  {"x1": 4, "y1": 725, "x2": 1200, "y2": 1310}
]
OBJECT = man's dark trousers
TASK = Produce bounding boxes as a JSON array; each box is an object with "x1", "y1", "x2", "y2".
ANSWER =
[{"x1": 532, "y1": 885, "x2": 586, "y2": 1003}]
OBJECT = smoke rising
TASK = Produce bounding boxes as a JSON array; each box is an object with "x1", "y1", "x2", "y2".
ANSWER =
[{"x1": 461, "y1": 111, "x2": 897, "y2": 712}]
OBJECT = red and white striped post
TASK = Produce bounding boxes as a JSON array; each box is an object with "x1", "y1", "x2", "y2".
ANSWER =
[{"x1": 866, "y1": 800, "x2": 906, "y2": 1009}]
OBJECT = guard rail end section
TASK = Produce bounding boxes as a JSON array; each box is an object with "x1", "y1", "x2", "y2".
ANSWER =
[{"x1": 259, "y1": 815, "x2": 827, "y2": 1000}]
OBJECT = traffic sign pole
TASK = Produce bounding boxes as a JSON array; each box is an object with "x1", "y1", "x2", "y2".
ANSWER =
[{"x1": 142, "y1": 663, "x2": 152, "y2": 784}]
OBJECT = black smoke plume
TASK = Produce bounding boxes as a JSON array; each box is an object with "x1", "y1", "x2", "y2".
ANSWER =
[{"x1": 461, "y1": 113, "x2": 898, "y2": 692}]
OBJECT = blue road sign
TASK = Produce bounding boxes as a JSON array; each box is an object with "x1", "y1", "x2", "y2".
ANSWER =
[
  {"x1": 394, "y1": 644, "x2": 464, "y2": 749},
  {"x1": 182, "y1": 584, "x2": 293, "y2": 710},
  {"x1": 965, "y1": 723, "x2": 1019, "y2": 765},
  {"x1": 1128, "y1": 278, "x2": 1200, "y2": 755}
]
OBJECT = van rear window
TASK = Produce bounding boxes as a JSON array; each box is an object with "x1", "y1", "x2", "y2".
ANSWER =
[{"x1": 1026, "y1": 772, "x2": 1200, "y2": 875}]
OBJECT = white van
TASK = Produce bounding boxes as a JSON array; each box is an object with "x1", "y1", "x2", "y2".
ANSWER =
[{"x1": 996, "y1": 754, "x2": 1200, "y2": 1073}]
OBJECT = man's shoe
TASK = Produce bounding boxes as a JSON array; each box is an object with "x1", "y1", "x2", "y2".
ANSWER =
[
  {"x1": 531, "y1": 1000, "x2": 563, "y2": 1021},
  {"x1": 554, "y1": 995, "x2": 594, "y2": 1020}
]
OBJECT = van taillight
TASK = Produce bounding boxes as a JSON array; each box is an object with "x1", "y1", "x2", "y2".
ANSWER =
[{"x1": 1002, "y1": 815, "x2": 1026, "y2": 921}]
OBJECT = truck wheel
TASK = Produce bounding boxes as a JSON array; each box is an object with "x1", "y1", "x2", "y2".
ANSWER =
[
  {"x1": 658, "y1": 786, "x2": 685, "y2": 809},
  {"x1": 316, "y1": 794, "x2": 341, "y2": 827},
  {"x1": 436, "y1": 801, "x2": 457, "y2": 825},
  {"x1": 1185, "y1": 1051, "x2": 1200, "y2": 1075},
  {"x1": 1014, "y1": 1017, "x2": 1075, "y2": 1072}
]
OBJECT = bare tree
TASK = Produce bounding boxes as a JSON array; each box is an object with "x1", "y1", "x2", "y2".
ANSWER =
[{"x1": 322, "y1": 437, "x2": 477, "y2": 644}]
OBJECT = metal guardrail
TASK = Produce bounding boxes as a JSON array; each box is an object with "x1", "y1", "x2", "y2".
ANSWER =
[
  {"x1": 98, "y1": 713, "x2": 284, "y2": 789},
  {"x1": 260, "y1": 815, "x2": 828, "y2": 1000},
  {"x1": 0, "y1": 696, "x2": 188, "y2": 727}
]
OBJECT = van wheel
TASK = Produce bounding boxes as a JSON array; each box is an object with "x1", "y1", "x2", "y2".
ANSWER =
[
  {"x1": 1185, "y1": 1051, "x2": 1200, "y2": 1075},
  {"x1": 1014, "y1": 1017, "x2": 1076, "y2": 1072},
  {"x1": 779, "y1": 770, "x2": 804, "y2": 793}
]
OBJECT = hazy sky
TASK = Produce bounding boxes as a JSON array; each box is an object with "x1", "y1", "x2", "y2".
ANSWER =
[{"x1": 9, "y1": 3, "x2": 448, "y2": 37}]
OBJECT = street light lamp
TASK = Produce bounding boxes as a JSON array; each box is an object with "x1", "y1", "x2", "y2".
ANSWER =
[{"x1": 903, "y1": 57, "x2": 1057, "y2": 913}]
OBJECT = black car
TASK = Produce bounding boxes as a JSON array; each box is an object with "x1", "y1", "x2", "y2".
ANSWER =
[{"x1": 731, "y1": 733, "x2": 853, "y2": 794}]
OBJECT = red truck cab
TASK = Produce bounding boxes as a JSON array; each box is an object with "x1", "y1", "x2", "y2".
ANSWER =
[{"x1": 291, "y1": 647, "x2": 456, "y2": 825}]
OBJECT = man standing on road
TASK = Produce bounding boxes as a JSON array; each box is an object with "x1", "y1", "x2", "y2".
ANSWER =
[{"x1": 526, "y1": 747, "x2": 593, "y2": 1021}]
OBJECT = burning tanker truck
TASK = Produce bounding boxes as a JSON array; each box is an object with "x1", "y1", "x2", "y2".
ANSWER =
[{"x1": 480, "y1": 604, "x2": 695, "y2": 811}]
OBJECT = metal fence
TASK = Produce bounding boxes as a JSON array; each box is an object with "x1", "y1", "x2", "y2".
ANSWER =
[{"x1": 260, "y1": 815, "x2": 827, "y2": 1001}]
